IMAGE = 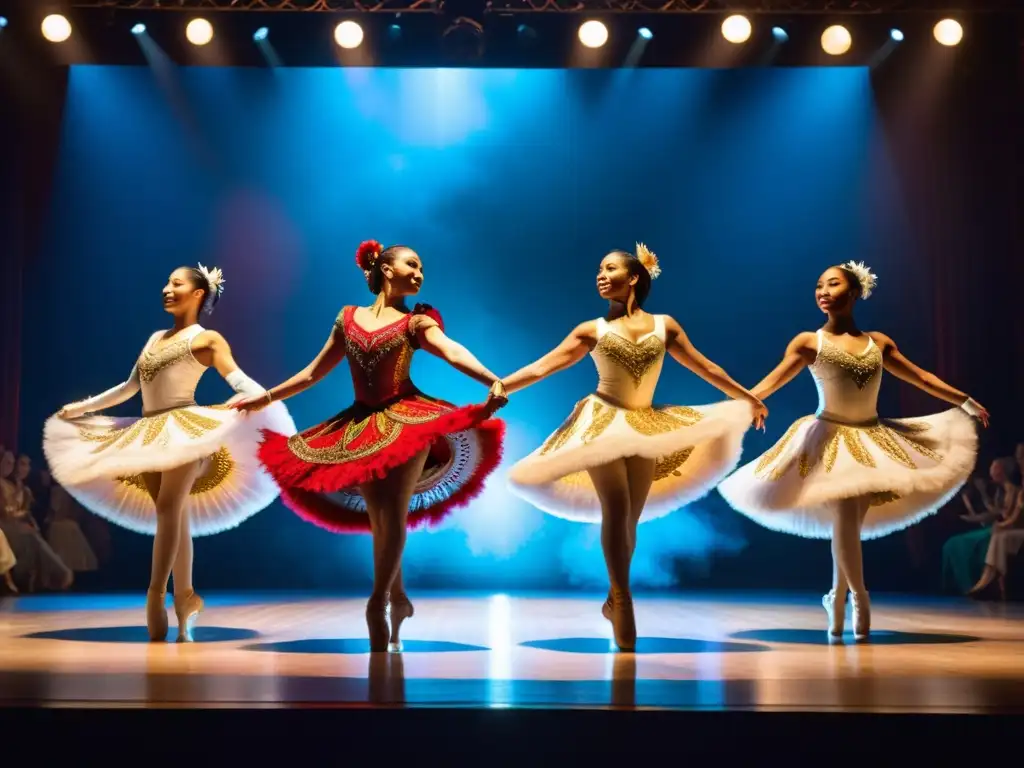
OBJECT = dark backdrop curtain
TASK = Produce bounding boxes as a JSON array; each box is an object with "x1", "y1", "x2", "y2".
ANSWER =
[{"x1": 1, "y1": 48, "x2": 68, "y2": 452}]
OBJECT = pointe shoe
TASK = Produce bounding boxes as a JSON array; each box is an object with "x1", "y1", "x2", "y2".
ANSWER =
[
  {"x1": 146, "y1": 588, "x2": 169, "y2": 642},
  {"x1": 387, "y1": 593, "x2": 414, "y2": 653},
  {"x1": 604, "y1": 591, "x2": 637, "y2": 652},
  {"x1": 822, "y1": 590, "x2": 846, "y2": 643},
  {"x1": 366, "y1": 597, "x2": 390, "y2": 653},
  {"x1": 851, "y1": 591, "x2": 870, "y2": 642},
  {"x1": 173, "y1": 590, "x2": 204, "y2": 643}
]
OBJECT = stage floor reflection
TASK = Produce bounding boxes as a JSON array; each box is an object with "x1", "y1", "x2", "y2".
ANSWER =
[{"x1": 1, "y1": 592, "x2": 1021, "y2": 712}]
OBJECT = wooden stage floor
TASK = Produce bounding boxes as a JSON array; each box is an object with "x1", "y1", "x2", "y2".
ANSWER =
[{"x1": 1, "y1": 590, "x2": 1021, "y2": 713}]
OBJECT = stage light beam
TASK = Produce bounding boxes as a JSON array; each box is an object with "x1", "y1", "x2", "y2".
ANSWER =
[
  {"x1": 934, "y1": 19, "x2": 963, "y2": 47},
  {"x1": 254, "y1": 27, "x2": 268, "y2": 42},
  {"x1": 41, "y1": 14, "x2": 72, "y2": 43},
  {"x1": 334, "y1": 20, "x2": 364, "y2": 49},
  {"x1": 721, "y1": 15, "x2": 752, "y2": 44},
  {"x1": 0, "y1": 16, "x2": 8, "y2": 30},
  {"x1": 132, "y1": 24, "x2": 146, "y2": 36},
  {"x1": 821, "y1": 25, "x2": 852, "y2": 55},
  {"x1": 890, "y1": 29, "x2": 904, "y2": 42},
  {"x1": 578, "y1": 20, "x2": 608, "y2": 49},
  {"x1": 772, "y1": 27, "x2": 788, "y2": 43},
  {"x1": 186, "y1": 18, "x2": 213, "y2": 46},
  {"x1": 638, "y1": 27, "x2": 653, "y2": 40}
]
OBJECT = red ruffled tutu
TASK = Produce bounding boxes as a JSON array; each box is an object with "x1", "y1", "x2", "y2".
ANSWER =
[{"x1": 258, "y1": 304, "x2": 505, "y2": 533}]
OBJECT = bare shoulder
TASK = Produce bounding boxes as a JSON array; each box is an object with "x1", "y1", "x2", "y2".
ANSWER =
[
  {"x1": 573, "y1": 319, "x2": 599, "y2": 342},
  {"x1": 787, "y1": 331, "x2": 819, "y2": 360},
  {"x1": 193, "y1": 329, "x2": 228, "y2": 350},
  {"x1": 866, "y1": 330, "x2": 896, "y2": 350}
]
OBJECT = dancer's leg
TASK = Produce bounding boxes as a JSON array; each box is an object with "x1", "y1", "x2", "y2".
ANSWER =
[
  {"x1": 588, "y1": 459, "x2": 635, "y2": 650},
  {"x1": 358, "y1": 447, "x2": 429, "y2": 651},
  {"x1": 142, "y1": 461, "x2": 202, "y2": 641},
  {"x1": 831, "y1": 497, "x2": 870, "y2": 640},
  {"x1": 606, "y1": 456, "x2": 655, "y2": 605}
]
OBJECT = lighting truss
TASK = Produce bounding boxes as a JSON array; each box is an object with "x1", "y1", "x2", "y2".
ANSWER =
[{"x1": 64, "y1": 0, "x2": 1019, "y2": 12}]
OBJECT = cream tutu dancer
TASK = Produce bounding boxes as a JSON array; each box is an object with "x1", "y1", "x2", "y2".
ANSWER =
[
  {"x1": 501, "y1": 245, "x2": 766, "y2": 650},
  {"x1": 43, "y1": 265, "x2": 296, "y2": 641},
  {"x1": 717, "y1": 262, "x2": 988, "y2": 642}
]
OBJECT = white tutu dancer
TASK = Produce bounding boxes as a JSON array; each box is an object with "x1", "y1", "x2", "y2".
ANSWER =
[
  {"x1": 717, "y1": 261, "x2": 988, "y2": 642},
  {"x1": 499, "y1": 244, "x2": 765, "y2": 650},
  {"x1": 43, "y1": 264, "x2": 296, "y2": 642}
]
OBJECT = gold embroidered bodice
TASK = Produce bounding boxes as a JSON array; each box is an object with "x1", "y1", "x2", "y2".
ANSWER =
[
  {"x1": 136, "y1": 325, "x2": 208, "y2": 414},
  {"x1": 810, "y1": 329, "x2": 884, "y2": 425},
  {"x1": 592, "y1": 316, "x2": 666, "y2": 409}
]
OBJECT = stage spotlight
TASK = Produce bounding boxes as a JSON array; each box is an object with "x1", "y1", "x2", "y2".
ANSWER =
[
  {"x1": 254, "y1": 27, "x2": 268, "y2": 42},
  {"x1": 721, "y1": 15, "x2": 752, "y2": 44},
  {"x1": 578, "y1": 20, "x2": 608, "y2": 49},
  {"x1": 388, "y1": 23, "x2": 402, "y2": 40},
  {"x1": 934, "y1": 19, "x2": 963, "y2": 46},
  {"x1": 821, "y1": 24, "x2": 852, "y2": 55},
  {"x1": 772, "y1": 27, "x2": 788, "y2": 43},
  {"x1": 638, "y1": 27, "x2": 653, "y2": 40},
  {"x1": 890, "y1": 29, "x2": 904, "y2": 42},
  {"x1": 186, "y1": 18, "x2": 213, "y2": 46},
  {"x1": 334, "y1": 20, "x2": 363, "y2": 49},
  {"x1": 41, "y1": 14, "x2": 72, "y2": 43},
  {"x1": 132, "y1": 23, "x2": 146, "y2": 36},
  {"x1": 516, "y1": 24, "x2": 538, "y2": 46},
  {"x1": 0, "y1": 16, "x2": 8, "y2": 29}
]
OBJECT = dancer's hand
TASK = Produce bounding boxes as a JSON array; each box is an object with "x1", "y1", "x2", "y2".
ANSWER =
[
  {"x1": 232, "y1": 392, "x2": 273, "y2": 415},
  {"x1": 751, "y1": 401, "x2": 768, "y2": 431},
  {"x1": 484, "y1": 380, "x2": 508, "y2": 416},
  {"x1": 57, "y1": 404, "x2": 81, "y2": 420},
  {"x1": 974, "y1": 403, "x2": 990, "y2": 428}
]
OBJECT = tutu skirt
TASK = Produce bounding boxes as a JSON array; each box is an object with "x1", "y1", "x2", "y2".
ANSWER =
[
  {"x1": 508, "y1": 395, "x2": 754, "y2": 523},
  {"x1": 717, "y1": 408, "x2": 977, "y2": 540},
  {"x1": 258, "y1": 392, "x2": 505, "y2": 533},
  {"x1": 42, "y1": 398, "x2": 297, "y2": 537},
  {"x1": 0, "y1": 529, "x2": 15, "y2": 574}
]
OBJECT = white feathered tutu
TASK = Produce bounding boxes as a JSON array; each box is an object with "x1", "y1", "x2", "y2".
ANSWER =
[
  {"x1": 509, "y1": 395, "x2": 753, "y2": 523},
  {"x1": 43, "y1": 398, "x2": 296, "y2": 537},
  {"x1": 717, "y1": 330, "x2": 978, "y2": 540}
]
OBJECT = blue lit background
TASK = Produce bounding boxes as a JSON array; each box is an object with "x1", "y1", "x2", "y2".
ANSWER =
[{"x1": 21, "y1": 65, "x2": 922, "y2": 592}]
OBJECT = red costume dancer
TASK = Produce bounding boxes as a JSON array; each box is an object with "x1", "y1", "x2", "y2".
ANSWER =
[
  {"x1": 235, "y1": 240, "x2": 506, "y2": 651},
  {"x1": 259, "y1": 303, "x2": 505, "y2": 533}
]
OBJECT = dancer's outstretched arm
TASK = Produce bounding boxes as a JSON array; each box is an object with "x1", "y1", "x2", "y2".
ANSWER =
[
  {"x1": 233, "y1": 323, "x2": 346, "y2": 413},
  {"x1": 663, "y1": 316, "x2": 768, "y2": 428},
  {"x1": 499, "y1": 321, "x2": 598, "y2": 395},
  {"x1": 192, "y1": 331, "x2": 270, "y2": 398},
  {"x1": 869, "y1": 332, "x2": 989, "y2": 426},
  {"x1": 414, "y1": 318, "x2": 509, "y2": 412},
  {"x1": 58, "y1": 366, "x2": 141, "y2": 419},
  {"x1": 748, "y1": 332, "x2": 818, "y2": 401}
]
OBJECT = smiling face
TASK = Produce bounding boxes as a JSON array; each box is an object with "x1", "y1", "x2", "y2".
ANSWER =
[
  {"x1": 381, "y1": 247, "x2": 424, "y2": 297},
  {"x1": 596, "y1": 253, "x2": 637, "y2": 303},
  {"x1": 162, "y1": 268, "x2": 206, "y2": 317},
  {"x1": 815, "y1": 267, "x2": 858, "y2": 315}
]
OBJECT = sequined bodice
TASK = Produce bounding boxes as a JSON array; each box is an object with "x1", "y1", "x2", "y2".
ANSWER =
[
  {"x1": 810, "y1": 330, "x2": 884, "y2": 425},
  {"x1": 340, "y1": 307, "x2": 417, "y2": 406},
  {"x1": 591, "y1": 316, "x2": 666, "y2": 409},
  {"x1": 136, "y1": 325, "x2": 208, "y2": 414}
]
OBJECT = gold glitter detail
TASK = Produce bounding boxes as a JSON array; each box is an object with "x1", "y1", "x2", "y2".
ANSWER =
[
  {"x1": 869, "y1": 490, "x2": 902, "y2": 507},
  {"x1": 625, "y1": 408, "x2": 688, "y2": 436},
  {"x1": 555, "y1": 471, "x2": 594, "y2": 489},
  {"x1": 117, "y1": 447, "x2": 236, "y2": 497},
  {"x1": 392, "y1": 344, "x2": 412, "y2": 389},
  {"x1": 654, "y1": 448, "x2": 693, "y2": 481},
  {"x1": 386, "y1": 396, "x2": 445, "y2": 426},
  {"x1": 886, "y1": 421, "x2": 943, "y2": 463},
  {"x1": 663, "y1": 406, "x2": 703, "y2": 426},
  {"x1": 582, "y1": 401, "x2": 616, "y2": 443},
  {"x1": 172, "y1": 409, "x2": 222, "y2": 437},
  {"x1": 864, "y1": 425, "x2": 916, "y2": 469},
  {"x1": 755, "y1": 417, "x2": 811, "y2": 478},
  {"x1": 287, "y1": 411, "x2": 404, "y2": 465},
  {"x1": 334, "y1": 308, "x2": 348, "y2": 331},
  {"x1": 540, "y1": 400, "x2": 587, "y2": 455},
  {"x1": 596, "y1": 334, "x2": 663, "y2": 387},
  {"x1": 138, "y1": 338, "x2": 193, "y2": 383},
  {"x1": 815, "y1": 337, "x2": 882, "y2": 389},
  {"x1": 345, "y1": 333, "x2": 408, "y2": 377},
  {"x1": 841, "y1": 427, "x2": 876, "y2": 469},
  {"x1": 823, "y1": 431, "x2": 841, "y2": 473},
  {"x1": 142, "y1": 414, "x2": 169, "y2": 446}
]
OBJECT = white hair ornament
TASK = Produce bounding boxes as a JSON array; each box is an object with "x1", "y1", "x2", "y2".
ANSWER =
[
  {"x1": 196, "y1": 262, "x2": 225, "y2": 313},
  {"x1": 841, "y1": 260, "x2": 877, "y2": 299},
  {"x1": 636, "y1": 242, "x2": 661, "y2": 280}
]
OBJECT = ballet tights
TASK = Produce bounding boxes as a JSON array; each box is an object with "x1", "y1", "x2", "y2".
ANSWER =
[
  {"x1": 143, "y1": 460, "x2": 203, "y2": 598},
  {"x1": 831, "y1": 496, "x2": 870, "y2": 597}
]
